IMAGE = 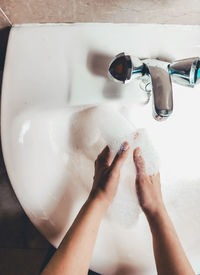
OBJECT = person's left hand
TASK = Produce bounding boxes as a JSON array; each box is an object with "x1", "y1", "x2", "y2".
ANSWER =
[{"x1": 89, "y1": 142, "x2": 129, "y2": 208}]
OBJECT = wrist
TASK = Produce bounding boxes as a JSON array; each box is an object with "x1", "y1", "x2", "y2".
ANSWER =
[
  {"x1": 87, "y1": 192, "x2": 110, "y2": 214},
  {"x1": 144, "y1": 202, "x2": 167, "y2": 221},
  {"x1": 145, "y1": 204, "x2": 170, "y2": 236}
]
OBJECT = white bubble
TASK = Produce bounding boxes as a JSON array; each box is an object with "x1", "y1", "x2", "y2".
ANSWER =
[{"x1": 95, "y1": 105, "x2": 159, "y2": 227}]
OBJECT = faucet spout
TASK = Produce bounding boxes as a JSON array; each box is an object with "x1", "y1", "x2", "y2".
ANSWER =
[
  {"x1": 142, "y1": 59, "x2": 173, "y2": 121},
  {"x1": 108, "y1": 53, "x2": 200, "y2": 121}
]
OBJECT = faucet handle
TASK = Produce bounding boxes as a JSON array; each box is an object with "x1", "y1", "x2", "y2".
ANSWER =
[
  {"x1": 108, "y1": 52, "x2": 144, "y2": 83},
  {"x1": 169, "y1": 57, "x2": 200, "y2": 87}
]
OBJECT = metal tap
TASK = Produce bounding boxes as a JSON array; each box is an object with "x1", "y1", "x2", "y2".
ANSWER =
[{"x1": 108, "y1": 52, "x2": 200, "y2": 121}]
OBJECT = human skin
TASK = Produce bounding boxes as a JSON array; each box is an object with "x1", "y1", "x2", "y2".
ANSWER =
[
  {"x1": 41, "y1": 142, "x2": 130, "y2": 275},
  {"x1": 41, "y1": 143, "x2": 195, "y2": 275},
  {"x1": 133, "y1": 147, "x2": 195, "y2": 275}
]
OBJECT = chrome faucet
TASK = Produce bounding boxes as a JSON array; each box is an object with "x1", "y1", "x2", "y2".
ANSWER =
[{"x1": 108, "y1": 53, "x2": 200, "y2": 121}]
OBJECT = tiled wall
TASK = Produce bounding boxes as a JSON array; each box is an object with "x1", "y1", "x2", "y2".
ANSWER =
[
  {"x1": 0, "y1": 8, "x2": 10, "y2": 28},
  {"x1": 0, "y1": 0, "x2": 200, "y2": 26}
]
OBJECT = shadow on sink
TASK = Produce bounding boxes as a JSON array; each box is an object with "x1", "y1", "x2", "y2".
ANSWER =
[{"x1": 87, "y1": 50, "x2": 123, "y2": 99}]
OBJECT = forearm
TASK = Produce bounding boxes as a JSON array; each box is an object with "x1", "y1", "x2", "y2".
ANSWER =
[
  {"x1": 42, "y1": 142, "x2": 128, "y2": 275},
  {"x1": 42, "y1": 195, "x2": 107, "y2": 275},
  {"x1": 146, "y1": 205, "x2": 195, "y2": 275}
]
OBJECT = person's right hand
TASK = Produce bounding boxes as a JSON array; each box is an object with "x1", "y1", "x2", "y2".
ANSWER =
[
  {"x1": 133, "y1": 147, "x2": 164, "y2": 216},
  {"x1": 90, "y1": 142, "x2": 129, "y2": 209}
]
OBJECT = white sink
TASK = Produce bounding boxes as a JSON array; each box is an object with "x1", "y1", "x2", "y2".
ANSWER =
[{"x1": 1, "y1": 23, "x2": 200, "y2": 275}]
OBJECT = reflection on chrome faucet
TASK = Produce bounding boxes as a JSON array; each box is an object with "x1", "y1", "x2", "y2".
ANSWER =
[{"x1": 108, "y1": 52, "x2": 200, "y2": 121}]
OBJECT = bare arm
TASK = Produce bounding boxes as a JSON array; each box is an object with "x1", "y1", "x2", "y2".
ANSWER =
[
  {"x1": 41, "y1": 142, "x2": 129, "y2": 275},
  {"x1": 133, "y1": 148, "x2": 195, "y2": 275}
]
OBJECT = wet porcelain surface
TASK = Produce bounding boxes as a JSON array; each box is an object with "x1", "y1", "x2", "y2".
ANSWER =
[{"x1": 1, "y1": 24, "x2": 200, "y2": 274}]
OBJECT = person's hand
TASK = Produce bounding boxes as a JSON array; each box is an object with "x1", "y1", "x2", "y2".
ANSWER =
[
  {"x1": 133, "y1": 147, "x2": 164, "y2": 216},
  {"x1": 89, "y1": 142, "x2": 129, "y2": 208}
]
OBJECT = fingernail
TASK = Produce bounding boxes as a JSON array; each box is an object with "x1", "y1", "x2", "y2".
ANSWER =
[{"x1": 118, "y1": 142, "x2": 129, "y2": 155}]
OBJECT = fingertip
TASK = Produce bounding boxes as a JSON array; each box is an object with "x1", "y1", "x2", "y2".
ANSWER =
[
  {"x1": 123, "y1": 141, "x2": 129, "y2": 150},
  {"x1": 110, "y1": 142, "x2": 129, "y2": 172},
  {"x1": 104, "y1": 145, "x2": 111, "y2": 159},
  {"x1": 133, "y1": 147, "x2": 146, "y2": 173},
  {"x1": 118, "y1": 141, "x2": 129, "y2": 156},
  {"x1": 133, "y1": 147, "x2": 141, "y2": 159},
  {"x1": 101, "y1": 145, "x2": 110, "y2": 156},
  {"x1": 107, "y1": 146, "x2": 113, "y2": 166},
  {"x1": 96, "y1": 145, "x2": 111, "y2": 164}
]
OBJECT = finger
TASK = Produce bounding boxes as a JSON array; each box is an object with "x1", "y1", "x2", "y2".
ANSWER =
[
  {"x1": 106, "y1": 151, "x2": 113, "y2": 166},
  {"x1": 133, "y1": 147, "x2": 146, "y2": 176},
  {"x1": 110, "y1": 142, "x2": 129, "y2": 172},
  {"x1": 96, "y1": 145, "x2": 111, "y2": 167}
]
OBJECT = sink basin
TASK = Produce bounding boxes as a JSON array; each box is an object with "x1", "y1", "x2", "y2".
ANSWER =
[{"x1": 1, "y1": 23, "x2": 200, "y2": 274}]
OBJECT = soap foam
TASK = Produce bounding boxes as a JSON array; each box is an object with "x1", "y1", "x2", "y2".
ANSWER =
[
  {"x1": 133, "y1": 129, "x2": 160, "y2": 176},
  {"x1": 68, "y1": 104, "x2": 160, "y2": 228},
  {"x1": 106, "y1": 129, "x2": 159, "y2": 227},
  {"x1": 95, "y1": 104, "x2": 137, "y2": 155},
  {"x1": 94, "y1": 105, "x2": 160, "y2": 227}
]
